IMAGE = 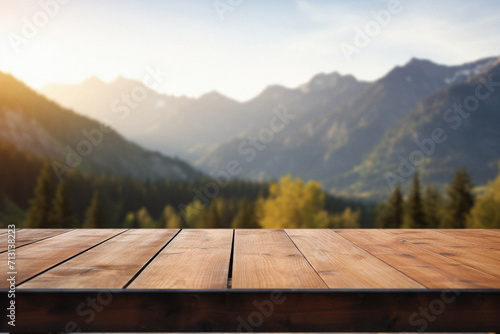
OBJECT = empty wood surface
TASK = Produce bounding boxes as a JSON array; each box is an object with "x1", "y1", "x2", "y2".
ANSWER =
[
  {"x1": 337, "y1": 229, "x2": 500, "y2": 289},
  {"x1": 0, "y1": 229, "x2": 124, "y2": 288},
  {"x1": 20, "y1": 229, "x2": 178, "y2": 289},
  {"x1": 286, "y1": 229, "x2": 424, "y2": 288},
  {"x1": 129, "y1": 229, "x2": 233, "y2": 289},
  {"x1": 0, "y1": 229, "x2": 71, "y2": 253},
  {"x1": 436, "y1": 229, "x2": 500, "y2": 248},
  {"x1": 5, "y1": 228, "x2": 500, "y2": 290},
  {"x1": 232, "y1": 229, "x2": 327, "y2": 289},
  {"x1": 384, "y1": 229, "x2": 500, "y2": 279}
]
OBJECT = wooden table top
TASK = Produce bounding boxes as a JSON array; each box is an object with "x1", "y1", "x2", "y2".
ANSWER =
[
  {"x1": 2, "y1": 228, "x2": 500, "y2": 290},
  {"x1": 2, "y1": 228, "x2": 500, "y2": 332}
]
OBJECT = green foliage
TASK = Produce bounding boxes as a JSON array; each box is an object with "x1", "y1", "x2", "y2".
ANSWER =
[
  {"x1": 136, "y1": 207, "x2": 156, "y2": 228},
  {"x1": 423, "y1": 185, "x2": 442, "y2": 228},
  {"x1": 83, "y1": 191, "x2": 106, "y2": 228},
  {"x1": 441, "y1": 169, "x2": 474, "y2": 228},
  {"x1": 181, "y1": 199, "x2": 206, "y2": 227},
  {"x1": 24, "y1": 164, "x2": 55, "y2": 228},
  {"x1": 160, "y1": 205, "x2": 183, "y2": 228},
  {"x1": 49, "y1": 181, "x2": 79, "y2": 228},
  {"x1": 376, "y1": 183, "x2": 403, "y2": 228},
  {"x1": 467, "y1": 164, "x2": 500, "y2": 228},
  {"x1": 199, "y1": 200, "x2": 223, "y2": 228},
  {"x1": 232, "y1": 200, "x2": 260, "y2": 228},
  {"x1": 328, "y1": 207, "x2": 360, "y2": 228},
  {"x1": 0, "y1": 196, "x2": 26, "y2": 227},
  {"x1": 407, "y1": 173, "x2": 426, "y2": 228}
]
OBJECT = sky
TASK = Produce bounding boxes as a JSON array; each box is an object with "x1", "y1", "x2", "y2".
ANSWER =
[{"x1": 1, "y1": 0, "x2": 500, "y2": 102}]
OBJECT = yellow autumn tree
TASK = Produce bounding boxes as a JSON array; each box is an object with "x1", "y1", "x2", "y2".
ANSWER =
[
  {"x1": 258, "y1": 175, "x2": 328, "y2": 228},
  {"x1": 328, "y1": 207, "x2": 361, "y2": 228}
]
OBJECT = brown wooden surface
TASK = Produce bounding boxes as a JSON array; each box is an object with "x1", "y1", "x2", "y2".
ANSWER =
[
  {"x1": 4, "y1": 228, "x2": 499, "y2": 290},
  {"x1": 337, "y1": 229, "x2": 500, "y2": 288},
  {"x1": 286, "y1": 229, "x2": 424, "y2": 288},
  {"x1": 0, "y1": 228, "x2": 71, "y2": 253},
  {"x1": 437, "y1": 229, "x2": 500, "y2": 248},
  {"x1": 20, "y1": 229, "x2": 178, "y2": 289},
  {"x1": 0, "y1": 229, "x2": 124, "y2": 288},
  {"x1": 385, "y1": 229, "x2": 500, "y2": 279},
  {"x1": 129, "y1": 229, "x2": 233, "y2": 289},
  {"x1": 232, "y1": 229, "x2": 327, "y2": 288},
  {"x1": 2, "y1": 228, "x2": 500, "y2": 332}
]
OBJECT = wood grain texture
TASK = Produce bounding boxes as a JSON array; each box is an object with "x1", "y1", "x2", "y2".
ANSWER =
[
  {"x1": 19, "y1": 229, "x2": 178, "y2": 289},
  {"x1": 232, "y1": 229, "x2": 327, "y2": 289},
  {"x1": 128, "y1": 229, "x2": 233, "y2": 289},
  {"x1": 0, "y1": 229, "x2": 125, "y2": 288},
  {"x1": 337, "y1": 229, "x2": 500, "y2": 289},
  {"x1": 286, "y1": 229, "x2": 424, "y2": 288},
  {"x1": 385, "y1": 229, "x2": 500, "y2": 279},
  {"x1": 436, "y1": 229, "x2": 500, "y2": 248},
  {"x1": 0, "y1": 229, "x2": 71, "y2": 253}
]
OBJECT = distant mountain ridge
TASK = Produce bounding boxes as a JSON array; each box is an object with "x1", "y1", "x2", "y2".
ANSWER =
[
  {"x1": 40, "y1": 56, "x2": 500, "y2": 196},
  {"x1": 0, "y1": 72, "x2": 202, "y2": 181}
]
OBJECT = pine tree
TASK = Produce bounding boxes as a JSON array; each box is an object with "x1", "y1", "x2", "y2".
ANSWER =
[
  {"x1": 137, "y1": 207, "x2": 155, "y2": 228},
  {"x1": 83, "y1": 191, "x2": 106, "y2": 228},
  {"x1": 376, "y1": 183, "x2": 403, "y2": 228},
  {"x1": 407, "y1": 172, "x2": 426, "y2": 228},
  {"x1": 24, "y1": 163, "x2": 55, "y2": 228},
  {"x1": 467, "y1": 163, "x2": 500, "y2": 228},
  {"x1": 203, "y1": 200, "x2": 222, "y2": 228},
  {"x1": 160, "y1": 205, "x2": 183, "y2": 228},
  {"x1": 441, "y1": 169, "x2": 474, "y2": 228},
  {"x1": 49, "y1": 181, "x2": 78, "y2": 228},
  {"x1": 423, "y1": 185, "x2": 442, "y2": 228},
  {"x1": 232, "y1": 200, "x2": 260, "y2": 228}
]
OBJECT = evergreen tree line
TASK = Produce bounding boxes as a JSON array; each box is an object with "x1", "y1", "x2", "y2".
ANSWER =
[
  {"x1": 0, "y1": 146, "x2": 366, "y2": 228},
  {"x1": 376, "y1": 167, "x2": 500, "y2": 228}
]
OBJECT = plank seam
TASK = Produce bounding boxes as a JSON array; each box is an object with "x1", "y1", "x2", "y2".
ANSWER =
[
  {"x1": 17, "y1": 229, "x2": 129, "y2": 286},
  {"x1": 0, "y1": 229, "x2": 74, "y2": 254},
  {"x1": 226, "y1": 229, "x2": 235, "y2": 289},
  {"x1": 335, "y1": 230, "x2": 427, "y2": 288},
  {"x1": 284, "y1": 229, "x2": 329, "y2": 288},
  {"x1": 122, "y1": 228, "x2": 182, "y2": 289}
]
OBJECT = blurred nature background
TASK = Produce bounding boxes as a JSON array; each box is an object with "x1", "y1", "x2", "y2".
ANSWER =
[{"x1": 1, "y1": 0, "x2": 500, "y2": 229}]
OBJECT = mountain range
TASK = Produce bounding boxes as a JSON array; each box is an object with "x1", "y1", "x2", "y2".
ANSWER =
[
  {"x1": 0, "y1": 72, "x2": 202, "y2": 181},
  {"x1": 28, "y1": 56, "x2": 500, "y2": 197}
]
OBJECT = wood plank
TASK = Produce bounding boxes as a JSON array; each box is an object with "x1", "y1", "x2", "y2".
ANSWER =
[
  {"x1": 286, "y1": 229, "x2": 424, "y2": 289},
  {"x1": 232, "y1": 229, "x2": 327, "y2": 289},
  {"x1": 128, "y1": 229, "x2": 232, "y2": 289},
  {"x1": 337, "y1": 229, "x2": 500, "y2": 289},
  {"x1": 19, "y1": 229, "x2": 179, "y2": 289},
  {"x1": 6, "y1": 290, "x2": 500, "y2": 332},
  {"x1": 0, "y1": 229, "x2": 125, "y2": 288},
  {"x1": 436, "y1": 229, "x2": 500, "y2": 248},
  {"x1": 385, "y1": 229, "x2": 500, "y2": 279},
  {"x1": 0, "y1": 229, "x2": 72, "y2": 252}
]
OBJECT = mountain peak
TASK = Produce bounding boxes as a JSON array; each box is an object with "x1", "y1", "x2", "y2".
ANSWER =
[
  {"x1": 300, "y1": 71, "x2": 358, "y2": 93},
  {"x1": 407, "y1": 57, "x2": 432, "y2": 65},
  {"x1": 82, "y1": 75, "x2": 105, "y2": 86},
  {"x1": 199, "y1": 90, "x2": 227, "y2": 100}
]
